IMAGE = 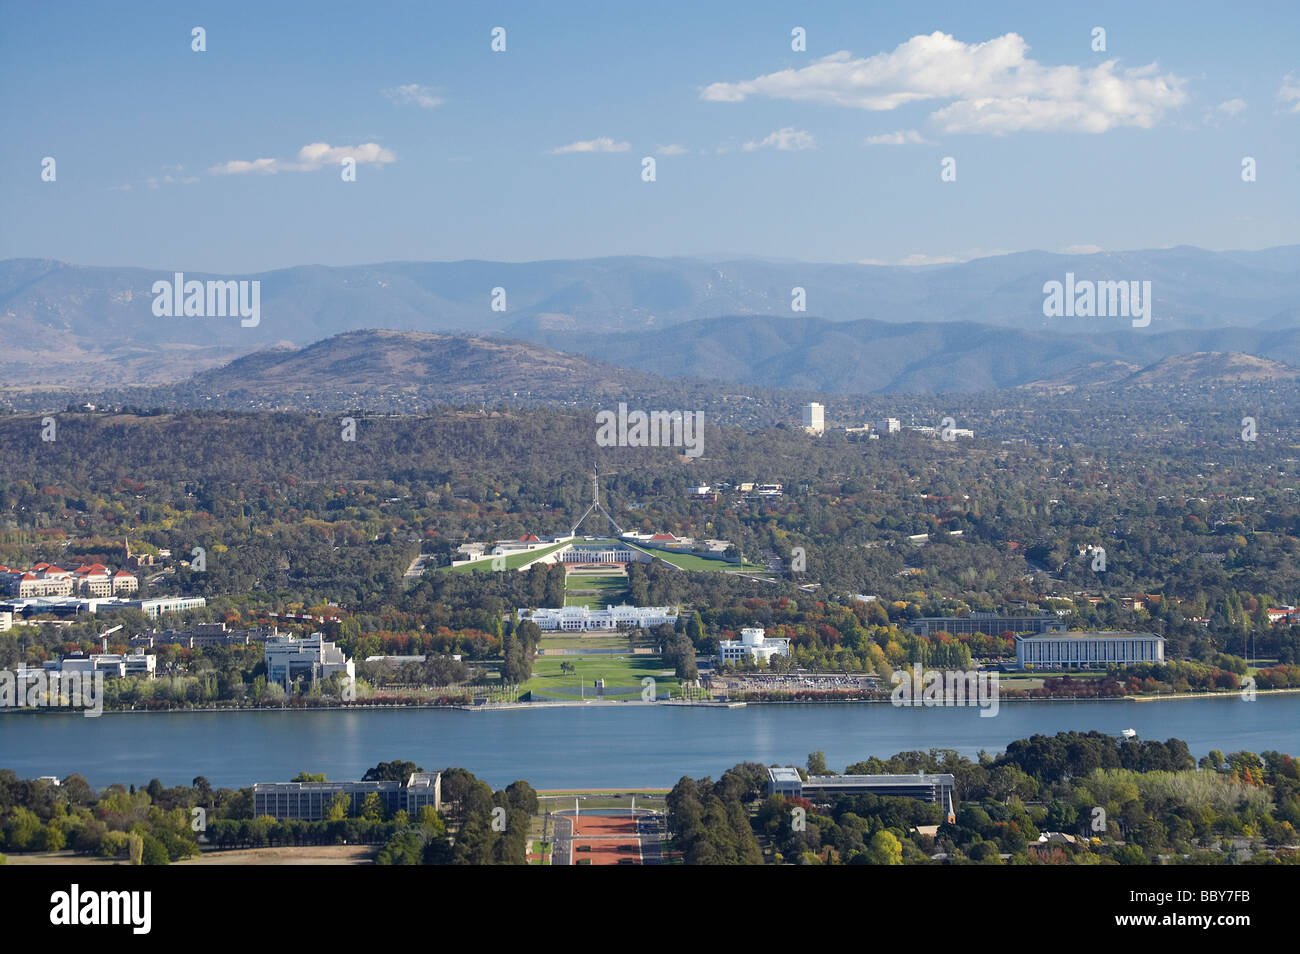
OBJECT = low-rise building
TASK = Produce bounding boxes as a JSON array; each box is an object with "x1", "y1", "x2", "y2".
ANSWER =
[
  {"x1": 130, "y1": 622, "x2": 276, "y2": 649},
  {"x1": 909, "y1": 613, "x2": 1066, "y2": 637},
  {"x1": 252, "y1": 771, "x2": 441, "y2": 821},
  {"x1": 43, "y1": 651, "x2": 156, "y2": 678},
  {"x1": 518, "y1": 604, "x2": 679, "y2": 632},
  {"x1": 1, "y1": 562, "x2": 139, "y2": 598},
  {"x1": 768, "y1": 767, "x2": 955, "y2": 821},
  {"x1": 114, "y1": 596, "x2": 208, "y2": 618},
  {"x1": 1015, "y1": 631, "x2": 1165, "y2": 669},
  {"x1": 264, "y1": 633, "x2": 354, "y2": 687},
  {"x1": 718, "y1": 626, "x2": 790, "y2": 665}
]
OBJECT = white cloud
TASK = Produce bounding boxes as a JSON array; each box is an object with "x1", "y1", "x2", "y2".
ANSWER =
[
  {"x1": 898, "y1": 253, "x2": 959, "y2": 266},
  {"x1": 703, "y1": 32, "x2": 1188, "y2": 135},
  {"x1": 295, "y1": 142, "x2": 396, "y2": 167},
  {"x1": 655, "y1": 143, "x2": 688, "y2": 155},
  {"x1": 864, "y1": 129, "x2": 933, "y2": 145},
  {"x1": 382, "y1": 84, "x2": 444, "y2": 109},
  {"x1": 1203, "y1": 98, "x2": 1247, "y2": 125},
  {"x1": 742, "y1": 126, "x2": 815, "y2": 151},
  {"x1": 210, "y1": 143, "x2": 396, "y2": 175},
  {"x1": 210, "y1": 157, "x2": 281, "y2": 175},
  {"x1": 550, "y1": 137, "x2": 630, "y2": 154},
  {"x1": 1279, "y1": 73, "x2": 1300, "y2": 113},
  {"x1": 858, "y1": 248, "x2": 1010, "y2": 266},
  {"x1": 1062, "y1": 244, "x2": 1105, "y2": 255}
]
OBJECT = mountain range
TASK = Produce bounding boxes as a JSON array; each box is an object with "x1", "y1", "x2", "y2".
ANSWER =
[
  {"x1": 2, "y1": 246, "x2": 1298, "y2": 389},
  {"x1": 2, "y1": 247, "x2": 1297, "y2": 395}
]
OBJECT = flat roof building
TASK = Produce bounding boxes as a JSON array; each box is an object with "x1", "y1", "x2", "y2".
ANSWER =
[
  {"x1": 802, "y1": 403, "x2": 825, "y2": 436},
  {"x1": 769, "y1": 767, "x2": 956, "y2": 820},
  {"x1": 43, "y1": 651, "x2": 156, "y2": 678},
  {"x1": 1015, "y1": 630, "x2": 1165, "y2": 670},
  {"x1": 518, "y1": 604, "x2": 678, "y2": 632},
  {"x1": 264, "y1": 633, "x2": 354, "y2": 688},
  {"x1": 910, "y1": 613, "x2": 1066, "y2": 637},
  {"x1": 253, "y1": 772, "x2": 441, "y2": 821}
]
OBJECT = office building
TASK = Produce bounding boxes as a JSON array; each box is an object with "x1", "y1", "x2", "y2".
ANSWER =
[
  {"x1": 768, "y1": 767, "x2": 956, "y2": 821},
  {"x1": 1015, "y1": 631, "x2": 1165, "y2": 669},
  {"x1": 42, "y1": 650, "x2": 156, "y2": 679},
  {"x1": 802, "y1": 402, "x2": 825, "y2": 435},
  {"x1": 115, "y1": 596, "x2": 208, "y2": 618},
  {"x1": 264, "y1": 633, "x2": 355, "y2": 687},
  {"x1": 909, "y1": 613, "x2": 1066, "y2": 637},
  {"x1": 253, "y1": 772, "x2": 441, "y2": 821}
]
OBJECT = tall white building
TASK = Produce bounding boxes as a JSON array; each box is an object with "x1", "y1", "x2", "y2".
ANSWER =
[
  {"x1": 718, "y1": 626, "x2": 791, "y2": 665},
  {"x1": 802, "y1": 402, "x2": 825, "y2": 435},
  {"x1": 879, "y1": 418, "x2": 901, "y2": 434}
]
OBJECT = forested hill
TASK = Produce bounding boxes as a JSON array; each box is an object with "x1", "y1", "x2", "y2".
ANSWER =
[{"x1": 3, "y1": 245, "x2": 1298, "y2": 387}]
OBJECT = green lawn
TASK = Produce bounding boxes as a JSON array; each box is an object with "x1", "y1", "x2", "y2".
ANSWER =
[
  {"x1": 624, "y1": 541, "x2": 763, "y2": 572},
  {"x1": 538, "y1": 635, "x2": 638, "y2": 651},
  {"x1": 998, "y1": 671, "x2": 1112, "y2": 692},
  {"x1": 444, "y1": 540, "x2": 567, "y2": 573},
  {"x1": 522, "y1": 654, "x2": 677, "y2": 699},
  {"x1": 564, "y1": 571, "x2": 630, "y2": 608},
  {"x1": 536, "y1": 796, "x2": 667, "y2": 811}
]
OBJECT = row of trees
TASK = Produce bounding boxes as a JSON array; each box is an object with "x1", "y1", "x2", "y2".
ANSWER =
[{"x1": 668, "y1": 733, "x2": 1300, "y2": 864}]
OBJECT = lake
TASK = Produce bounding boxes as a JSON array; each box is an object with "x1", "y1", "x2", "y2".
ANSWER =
[{"x1": 2, "y1": 694, "x2": 1296, "y2": 789}]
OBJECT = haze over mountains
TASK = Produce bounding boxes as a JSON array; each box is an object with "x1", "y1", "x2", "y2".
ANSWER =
[
  {"x1": 80, "y1": 331, "x2": 1300, "y2": 415},
  {"x1": 1, "y1": 246, "x2": 1297, "y2": 393}
]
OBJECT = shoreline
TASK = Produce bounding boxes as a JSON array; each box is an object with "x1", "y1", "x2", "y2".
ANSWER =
[{"x1": 4, "y1": 686, "x2": 1298, "y2": 717}]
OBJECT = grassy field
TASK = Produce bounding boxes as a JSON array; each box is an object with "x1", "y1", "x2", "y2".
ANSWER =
[
  {"x1": 624, "y1": 541, "x2": 763, "y2": 572},
  {"x1": 7, "y1": 846, "x2": 375, "y2": 865},
  {"x1": 998, "y1": 671, "x2": 1112, "y2": 692},
  {"x1": 537, "y1": 635, "x2": 640, "y2": 651},
  {"x1": 538, "y1": 796, "x2": 668, "y2": 811},
  {"x1": 522, "y1": 654, "x2": 677, "y2": 699},
  {"x1": 564, "y1": 570, "x2": 630, "y2": 608},
  {"x1": 444, "y1": 540, "x2": 567, "y2": 573}
]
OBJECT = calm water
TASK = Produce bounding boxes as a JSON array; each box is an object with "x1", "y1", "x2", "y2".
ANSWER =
[{"x1": 2, "y1": 695, "x2": 1296, "y2": 790}]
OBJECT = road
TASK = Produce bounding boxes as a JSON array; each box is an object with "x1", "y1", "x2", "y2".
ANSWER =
[
  {"x1": 552, "y1": 814, "x2": 574, "y2": 866},
  {"x1": 403, "y1": 553, "x2": 431, "y2": 579},
  {"x1": 549, "y1": 810, "x2": 663, "y2": 866}
]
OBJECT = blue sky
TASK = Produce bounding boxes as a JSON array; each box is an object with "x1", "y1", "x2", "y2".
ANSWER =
[{"x1": 2, "y1": 0, "x2": 1297, "y2": 272}]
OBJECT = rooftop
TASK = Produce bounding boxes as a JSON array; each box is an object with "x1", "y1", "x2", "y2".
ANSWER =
[{"x1": 1018, "y1": 630, "x2": 1163, "y2": 640}]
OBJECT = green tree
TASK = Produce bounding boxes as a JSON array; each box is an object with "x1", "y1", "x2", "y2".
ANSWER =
[
  {"x1": 360, "y1": 792, "x2": 385, "y2": 821},
  {"x1": 866, "y1": 830, "x2": 903, "y2": 865},
  {"x1": 325, "y1": 792, "x2": 351, "y2": 822}
]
